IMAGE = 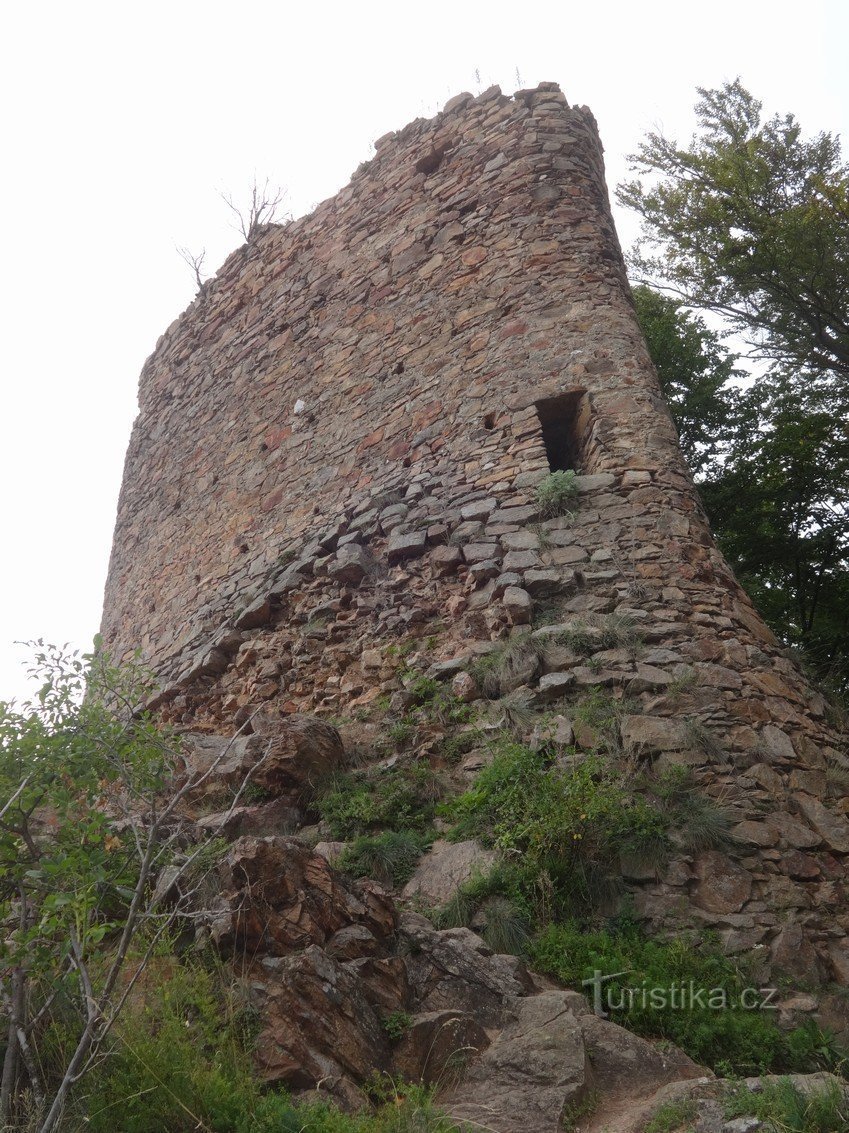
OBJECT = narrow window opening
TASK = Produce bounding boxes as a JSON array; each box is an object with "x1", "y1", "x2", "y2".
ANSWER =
[
  {"x1": 535, "y1": 391, "x2": 590, "y2": 473},
  {"x1": 483, "y1": 412, "x2": 496, "y2": 430}
]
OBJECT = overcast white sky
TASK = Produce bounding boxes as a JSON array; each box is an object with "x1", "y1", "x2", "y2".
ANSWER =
[{"x1": 1, "y1": 0, "x2": 847, "y2": 703}]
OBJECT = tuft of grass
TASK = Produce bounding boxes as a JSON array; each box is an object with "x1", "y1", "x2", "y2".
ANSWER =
[
  {"x1": 723, "y1": 1074, "x2": 849, "y2": 1131},
  {"x1": 683, "y1": 718, "x2": 726, "y2": 761},
  {"x1": 338, "y1": 829, "x2": 432, "y2": 887},
  {"x1": 643, "y1": 1096, "x2": 699, "y2": 1133},
  {"x1": 470, "y1": 634, "x2": 546, "y2": 699},
  {"x1": 536, "y1": 470, "x2": 579, "y2": 519},
  {"x1": 664, "y1": 666, "x2": 698, "y2": 702},
  {"x1": 651, "y1": 765, "x2": 736, "y2": 852},
  {"x1": 476, "y1": 895, "x2": 532, "y2": 955}
]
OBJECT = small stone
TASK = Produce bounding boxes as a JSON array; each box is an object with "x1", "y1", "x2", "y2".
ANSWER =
[
  {"x1": 463, "y1": 541, "x2": 501, "y2": 564},
  {"x1": 759, "y1": 724, "x2": 797, "y2": 762},
  {"x1": 503, "y1": 586, "x2": 532, "y2": 625},
  {"x1": 460, "y1": 498, "x2": 497, "y2": 521},
  {"x1": 620, "y1": 715, "x2": 688, "y2": 752},
  {"x1": 451, "y1": 671, "x2": 480, "y2": 702},
  {"x1": 503, "y1": 549, "x2": 541, "y2": 572},
  {"x1": 523, "y1": 569, "x2": 563, "y2": 596},
  {"x1": 793, "y1": 794, "x2": 849, "y2": 853},
  {"x1": 431, "y1": 545, "x2": 463, "y2": 575},
  {"x1": 234, "y1": 595, "x2": 272, "y2": 630},
  {"x1": 500, "y1": 530, "x2": 540, "y2": 551},
  {"x1": 573, "y1": 473, "x2": 615, "y2": 492},
  {"x1": 536, "y1": 672, "x2": 576, "y2": 701},
  {"x1": 387, "y1": 530, "x2": 428, "y2": 563},
  {"x1": 402, "y1": 840, "x2": 496, "y2": 905},
  {"x1": 780, "y1": 851, "x2": 820, "y2": 880},
  {"x1": 732, "y1": 821, "x2": 778, "y2": 848},
  {"x1": 329, "y1": 543, "x2": 372, "y2": 585},
  {"x1": 692, "y1": 851, "x2": 753, "y2": 914},
  {"x1": 765, "y1": 811, "x2": 821, "y2": 849}
]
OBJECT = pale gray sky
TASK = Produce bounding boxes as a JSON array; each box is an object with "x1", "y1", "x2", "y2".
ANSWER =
[{"x1": 1, "y1": 0, "x2": 847, "y2": 702}]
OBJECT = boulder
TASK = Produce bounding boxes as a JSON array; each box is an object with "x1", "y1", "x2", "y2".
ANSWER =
[
  {"x1": 209, "y1": 836, "x2": 396, "y2": 956},
  {"x1": 400, "y1": 913, "x2": 534, "y2": 1028},
  {"x1": 402, "y1": 840, "x2": 497, "y2": 906},
  {"x1": 329, "y1": 543, "x2": 373, "y2": 585},
  {"x1": 182, "y1": 715, "x2": 344, "y2": 797},
  {"x1": 251, "y1": 945, "x2": 392, "y2": 1107},
  {"x1": 503, "y1": 586, "x2": 532, "y2": 625},
  {"x1": 792, "y1": 794, "x2": 849, "y2": 853},
  {"x1": 387, "y1": 529, "x2": 428, "y2": 563},
  {"x1": 443, "y1": 992, "x2": 589, "y2": 1133},
  {"x1": 393, "y1": 1010, "x2": 490, "y2": 1084}
]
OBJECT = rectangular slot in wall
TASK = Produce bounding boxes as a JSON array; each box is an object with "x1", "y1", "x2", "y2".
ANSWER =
[{"x1": 535, "y1": 391, "x2": 590, "y2": 472}]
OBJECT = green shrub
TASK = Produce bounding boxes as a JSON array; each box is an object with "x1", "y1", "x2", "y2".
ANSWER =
[
  {"x1": 445, "y1": 740, "x2": 669, "y2": 915},
  {"x1": 723, "y1": 1075, "x2": 848, "y2": 1131},
  {"x1": 536, "y1": 469, "x2": 579, "y2": 518},
  {"x1": 339, "y1": 830, "x2": 432, "y2": 887},
  {"x1": 81, "y1": 963, "x2": 289, "y2": 1133},
  {"x1": 381, "y1": 1010, "x2": 413, "y2": 1043},
  {"x1": 316, "y1": 763, "x2": 444, "y2": 839},
  {"x1": 529, "y1": 921, "x2": 847, "y2": 1078}
]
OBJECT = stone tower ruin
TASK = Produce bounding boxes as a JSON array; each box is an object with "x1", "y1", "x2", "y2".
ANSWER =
[{"x1": 102, "y1": 82, "x2": 848, "y2": 1008}]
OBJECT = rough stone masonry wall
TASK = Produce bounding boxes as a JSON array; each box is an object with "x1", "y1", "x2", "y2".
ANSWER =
[
  {"x1": 101, "y1": 81, "x2": 689, "y2": 672},
  {"x1": 102, "y1": 84, "x2": 849, "y2": 981}
]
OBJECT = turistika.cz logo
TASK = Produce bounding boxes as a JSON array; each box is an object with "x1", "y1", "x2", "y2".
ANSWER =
[{"x1": 581, "y1": 969, "x2": 779, "y2": 1018}]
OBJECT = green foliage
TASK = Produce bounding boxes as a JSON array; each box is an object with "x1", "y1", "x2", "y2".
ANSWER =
[
  {"x1": 700, "y1": 373, "x2": 849, "y2": 697},
  {"x1": 618, "y1": 80, "x2": 849, "y2": 381},
  {"x1": 445, "y1": 740, "x2": 669, "y2": 916},
  {"x1": 0, "y1": 644, "x2": 188, "y2": 1128},
  {"x1": 381, "y1": 1011, "x2": 413, "y2": 1043},
  {"x1": 643, "y1": 1096, "x2": 699, "y2": 1133},
  {"x1": 315, "y1": 763, "x2": 444, "y2": 839},
  {"x1": 633, "y1": 284, "x2": 744, "y2": 478},
  {"x1": 529, "y1": 921, "x2": 846, "y2": 1078},
  {"x1": 723, "y1": 1075, "x2": 848, "y2": 1131},
  {"x1": 536, "y1": 469, "x2": 579, "y2": 518},
  {"x1": 339, "y1": 830, "x2": 432, "y2": 887},
  {"x1": 620, "y1": 80, "x2": 849, "y2": 695}
]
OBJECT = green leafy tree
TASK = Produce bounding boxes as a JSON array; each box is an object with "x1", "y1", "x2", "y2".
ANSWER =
[
  {"x1": 632, "y1": 284, "x2": 744, "y2": 477},
  {"x1": 634, "y1": 286, "x2": 849, "y2": 693},
  {"x1": 623, "y1": 83, "x2": 849, "y2": 696},
  {"x1": 701, "y1": 375, "x2": 849, "y2": 691},
  {"x1": 618, "y1": 80, "x2": 849, "y2": 382}
]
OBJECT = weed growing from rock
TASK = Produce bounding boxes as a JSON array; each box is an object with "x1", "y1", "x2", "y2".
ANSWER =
[{"x1": 536, "y1": 469, "x2": 579, "y2": 518}]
